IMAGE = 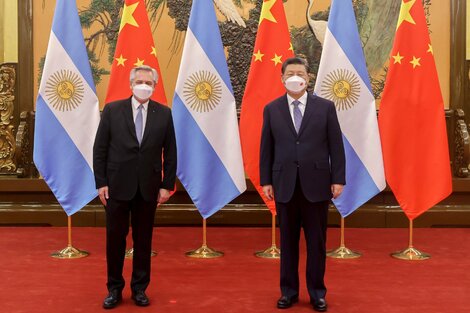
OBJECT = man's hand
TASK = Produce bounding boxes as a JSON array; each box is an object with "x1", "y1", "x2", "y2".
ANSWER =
[
  {"x1": 262, "y1": 185, "x2": 274, "y2": 201},
  {"x1": 98, "y1": 186, "x2": 109, "y2": 206},
  {"x1": 157, "y1": 188, "x2": 171, "y2": 204},
  {"x1": 331, "y1": 184, "x2": 344, "y2": 199}
]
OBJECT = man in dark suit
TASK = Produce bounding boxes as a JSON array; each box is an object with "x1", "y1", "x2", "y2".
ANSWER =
[
  {"x1": 93, "y1": 65, "x2": 176, "y2": 309},
  {"x1": 260, "y1": 57, "x2": 345, "y2": 312}
]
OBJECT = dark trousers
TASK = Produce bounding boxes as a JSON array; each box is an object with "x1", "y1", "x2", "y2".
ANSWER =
[
  {"x1": 276, "y1": 179, "x2": 329, "y2": 301},
  {"x1": 105, "y1": 189, "x2": 157, "y2": 293}
]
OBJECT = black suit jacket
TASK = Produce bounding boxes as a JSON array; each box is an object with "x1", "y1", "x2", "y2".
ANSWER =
[
  {"x1": 93, "y1": 97, "x2": 177, "y2": 202},
  {"x1": 260, "y1": 93, "x2": 345, "y2": 203}
]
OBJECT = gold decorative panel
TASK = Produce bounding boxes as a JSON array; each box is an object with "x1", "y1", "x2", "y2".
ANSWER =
[{"x1": 0, "y1": 64, "x2": 16, "y2": 173}]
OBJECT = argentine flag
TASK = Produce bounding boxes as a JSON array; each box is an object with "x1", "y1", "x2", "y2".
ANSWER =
[
  {"x1": 173, "y1": 0, "x2": 246, "y2": 218},
  {"x1": 314, "y1": 0, "x2": 385, "y2": 217},
  {"x1": 33, "y1": 0, "x2": 100, "y2": 216}
]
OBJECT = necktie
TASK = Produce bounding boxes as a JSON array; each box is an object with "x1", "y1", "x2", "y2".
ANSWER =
[
  {"x1": 293, "y1": 100, "x2": 303, "y2": 133},
  {"x1": 135, "y1": 104, "x2": 143, "y2": 144}
]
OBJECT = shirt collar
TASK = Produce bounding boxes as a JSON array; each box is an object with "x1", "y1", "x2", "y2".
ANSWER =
[
  {"x1": 131, "y1": 96, "x2": 149, "y2": 111},
  {"x1": 287, "y1": 91, "x2": 308, "y2": 106}
]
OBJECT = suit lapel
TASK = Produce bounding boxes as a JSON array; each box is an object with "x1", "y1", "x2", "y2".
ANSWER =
[
  {"x1": 277, "y1": 94, "x2": 297, "y2": 137},
  {"x1": 122, "y1": 97, "x2": 138, "y2": 142},
  {"x1": 298, "y1": 93, "x2": 317, "y2": 137}
]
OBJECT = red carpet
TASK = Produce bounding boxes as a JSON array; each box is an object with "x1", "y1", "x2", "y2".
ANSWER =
[{"x1": 0, "y1": 227, "x2": 469, "y2": 313}]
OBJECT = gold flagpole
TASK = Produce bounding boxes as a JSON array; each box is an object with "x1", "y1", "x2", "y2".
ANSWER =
[
  {"x1": 327, "y1": 217, "x2": 361, "y2": 259},
  {"x1": 186, "y1": 218, "x2": 223, "y2": 258},
  {"x1": 51, "y1": 215, "x2": 89, "y2": 259},
  {"x1": 391, "y1": 219, "x2": 430, "y2": 260},
  {"x1": 255, "y1": 213, "x2": 280, "y2": 258}
]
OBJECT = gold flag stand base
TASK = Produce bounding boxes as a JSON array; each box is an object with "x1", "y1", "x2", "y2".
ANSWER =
[
  {"x1": 255, "y1": 214, "x2": 280, "y2": 259},
  {"x1": 391, "y1": 219, "x2": 430, "y2": 261},
  {"x1": 255, "y1": 244, "x2": 280, "y2": 259},
  {"x1": 51, "y1": 245, "x2": 89, "y2": 259},
  {"x1": 327, "y1": 218, "x2": 361, "y2": 259},
  {"x1": 125, "y1": 248, "x2": 158, "y2": 259},
  {"x1": 185, "y1": 244, "x2": 224, "y2": 258},
  {"x1": 327, "y1": 245, "x2": 361, "y2": 259},
  {"x1": 186, "y1": 218, "x2": 223, "y2": 258},
  {"x1": 391, "y1": 247, "x2": 430, "y2": 260},
  {"x1": 51, "y1": 216, "x2": 89, "y2": 259}
]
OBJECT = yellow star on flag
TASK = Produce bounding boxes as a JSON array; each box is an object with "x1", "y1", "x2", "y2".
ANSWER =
[
  {"x1": 259, "y1": 0, "x2": 277, "y2": 25},
  {"x1": 119, "y1": 2, "x2": 139, "y2": 32},
  {"x1": 271, "y1": 53, "x2": 282, "y2": 66},
  {"x1": 397, "y1": 0, "x2": 416, "y2": 30},
  {"x1": 427, "y1": 44, "x2": 433, "y2": 55},
  {"x1": 151, "y1": 46, "x2": 157, "y2": 57},
  {"x1": 253, "y1": 50, "x2": 264, "y2": 62},
  {"x1": 410, "y1": 56, "x2": 421, "y2": 68},
  {"x1": 115, "y1": 54, "x2": 127, "y2": 66},
  {"x1": 288, "y1": 43, "x2": 294, "y2": 52},
  {"x1": 134, "y1": 58, "x2": 145, "y2": 67},
  {"x1": 392, "y1": 52, "x2": 404, "y2": 64}
]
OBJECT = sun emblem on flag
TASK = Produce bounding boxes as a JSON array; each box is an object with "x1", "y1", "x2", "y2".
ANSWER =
[
  {"x1": 183, "y1": 71, "x2": 222, "y2": 113},
  {"x1": 44, "y1": 70, "x2": 84, "y2": 111},
  {"x1": 321, "y1": 69, "x2": 360, "y2": 111}
]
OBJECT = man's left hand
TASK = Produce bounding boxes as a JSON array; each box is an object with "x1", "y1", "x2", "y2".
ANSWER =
[
  {"x1": 331, "y1": 184, "x2": 344, "y2": 199},
  {"x1": 157, "y1": 188, "x2": 171, "y2": 204}
]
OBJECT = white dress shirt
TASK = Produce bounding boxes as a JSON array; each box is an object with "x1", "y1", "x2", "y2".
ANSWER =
[
  {"x1": 286, "y1": 91, "x2": 308, "y2": 126},
  {"x1": 131, "y1": 96, "x2": 149, "y2": 136}
]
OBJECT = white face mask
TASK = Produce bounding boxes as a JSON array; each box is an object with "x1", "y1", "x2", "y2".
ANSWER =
[
  {"x1": 284, "y1": 75, "x2": 307, "y2": 93},
  {"x1": 132, "y1": 84, "x2": 153, "y2": 100}
]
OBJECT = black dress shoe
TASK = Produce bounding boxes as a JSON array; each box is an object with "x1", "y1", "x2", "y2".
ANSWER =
[
  {"x1": 277, "y1": 295, "x2": 299, "y2": 309},
  {"x1": 311, "y1": 298, "x2": 327, "y2": 312},
  {"x1": 132, "y1": 290, "x2": 150, "y2": 307},
  {"x1": 103, "y1": 290, "x2": 122, "y2": 309}
]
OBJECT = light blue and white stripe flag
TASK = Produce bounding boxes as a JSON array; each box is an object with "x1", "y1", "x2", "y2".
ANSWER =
[
  {"x1": 173, "y1": 0, "x2": 246, "y2": 219},
  {"x1": 33, "y1": 0, "x2": 100, "y2": 216},
  {"x1": 314, "y1": 0, "x2": 385, "y2": 217}
]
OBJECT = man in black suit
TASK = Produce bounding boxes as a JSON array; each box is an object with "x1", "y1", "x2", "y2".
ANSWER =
[
  {"x1": 93, "y1": 65, "x2": 176, "y2": 309},
  {"x1": 260, "y1": 57, "x2": 345, "y2": 312}
]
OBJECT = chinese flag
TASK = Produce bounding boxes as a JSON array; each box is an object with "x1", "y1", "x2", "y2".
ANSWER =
[
  {"x1": 239, "y1": 0, "x2": 294, "y2": 214},
  {"x1": 106, "y1": 0, "x2": 167, "y2": 104},
  {"x1": 378, "y1": 0, "x2": 452, "y2": 220}
]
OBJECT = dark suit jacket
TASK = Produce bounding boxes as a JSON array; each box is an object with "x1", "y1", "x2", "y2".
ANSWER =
[
  {"x1": 93, "y1": 97, "x2": 177, "y2": 203},
  {"x1": 260, "y1": 93, "x2": 345, "y2": 203}
]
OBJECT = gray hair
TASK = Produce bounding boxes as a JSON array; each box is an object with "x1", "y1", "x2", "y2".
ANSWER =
[{"x1": 129, "y1": 65, "x2": 159, "y2": 84}]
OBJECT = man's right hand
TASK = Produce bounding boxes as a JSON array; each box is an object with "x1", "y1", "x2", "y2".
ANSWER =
[
  {"x1": 262, "y1": 185, "x2": 274, "y2": 201},
  {"x1": 98, "y1": 186, "x2": 109, "y2": 206}
]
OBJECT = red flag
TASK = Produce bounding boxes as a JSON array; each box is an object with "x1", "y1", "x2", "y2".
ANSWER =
[
  {"x1": 378, "y1": 0, "x2": 452, "y2": 220},
  {"x1": 239, "y1": 0, "x2": 294, "y2": 214},
  {"x1": 106, "y1": 0, "x2": 166, "y2": 104}
]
